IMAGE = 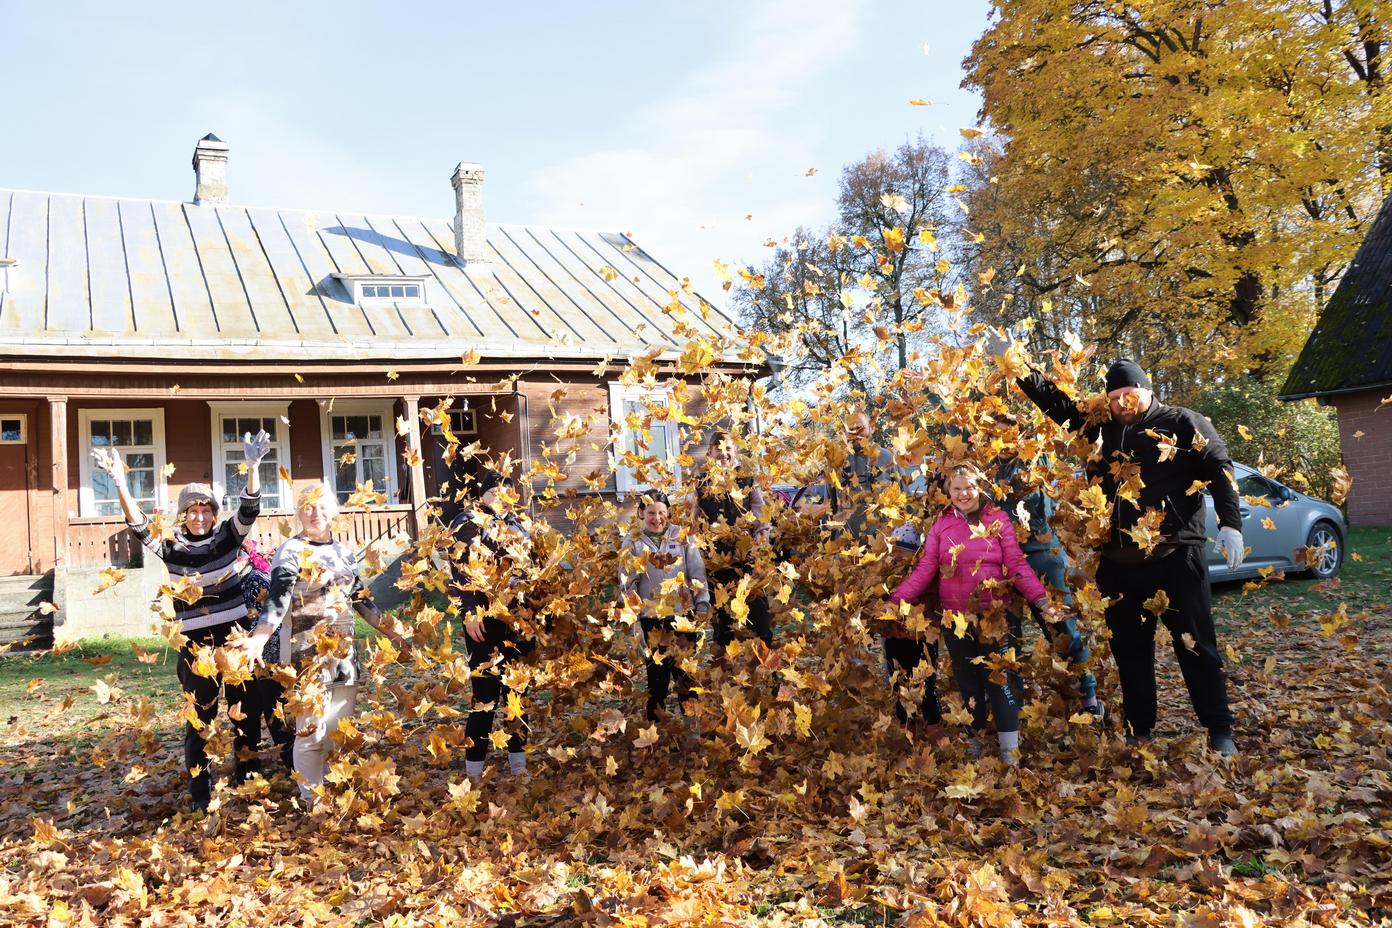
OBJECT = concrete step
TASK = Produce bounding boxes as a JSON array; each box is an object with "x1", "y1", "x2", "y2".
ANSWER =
[
  {"x1": 0, "y1": 606, "x2": 52, "y2": 648},
  {"x1": 0, "y1": 574, "x2": 51, "y2": 613}
]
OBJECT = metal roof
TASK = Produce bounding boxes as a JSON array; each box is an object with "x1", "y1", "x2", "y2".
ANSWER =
[
  {"x1": 1281, "y1": 190, "x2": 1392, "y2": 400},
  {"x1": 0, "y1": 188, "x2": 737, "y2": 363}
]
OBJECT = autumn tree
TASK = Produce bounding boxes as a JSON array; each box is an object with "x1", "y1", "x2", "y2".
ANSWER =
[
  {"x1": 738, "y1": 136, "x2": 959, "y2": 392},
  {"x1": 961, "y1": 0, "x2": 1392, "y2": 393}
]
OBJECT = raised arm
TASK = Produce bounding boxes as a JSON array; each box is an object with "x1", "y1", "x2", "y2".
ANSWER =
[
  {"x1": 90, "y1": 447, "x2": 146, "y2": 527},
  {"x1": 242, "y1": 429, "x2": 271, "y2": 501}
]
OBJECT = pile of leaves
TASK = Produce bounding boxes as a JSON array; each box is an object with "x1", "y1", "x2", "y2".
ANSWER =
[{"x1": 3, "y1": 306, "x2": 1390, "y2": 925}]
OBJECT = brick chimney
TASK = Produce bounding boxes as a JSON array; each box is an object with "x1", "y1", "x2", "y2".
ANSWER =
[
  {"x1": 192, "y1": 133, "x2": 229, "y2": 206},
  {"x1": 451, "y1": 162, "x2": 487, "y2": 266}
]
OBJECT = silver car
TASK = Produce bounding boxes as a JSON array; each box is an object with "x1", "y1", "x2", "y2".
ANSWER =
[{"x1": 1204, "y1": 463, "x2": 1346, "y2": 583}]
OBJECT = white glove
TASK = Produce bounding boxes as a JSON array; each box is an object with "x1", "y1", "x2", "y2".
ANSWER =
[
  {"x1": 983, "y1": 328, "x2": 1012, "y2": 359},
  {"x1": 243, "y1": 429, "x2": 272, "y2": 465},
  {"x1": 1217, "y1": 526, "x2": 1245, "y2": 571}
]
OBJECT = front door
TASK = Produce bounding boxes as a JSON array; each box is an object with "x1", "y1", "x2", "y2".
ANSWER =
[{"x1": 0, "y1": 413, "x2": 35, "y2": 576}]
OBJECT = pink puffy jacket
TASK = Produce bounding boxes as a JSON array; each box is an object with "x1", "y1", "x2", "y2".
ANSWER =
[{"x1": 889, "y1": 506, "x2": 1047, "y2": 613}]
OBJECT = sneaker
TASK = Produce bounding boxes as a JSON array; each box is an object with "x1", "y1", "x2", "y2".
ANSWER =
[
  {"x1": 1083, "y1": 699, "x2": 1105, "y2": 724},
  {"x1": 1124, "y1": 732, "x2": 1151, "y2": 748},
  {"x1": 1208, "y1": 732, "x2": 1238, "y2": 758}
]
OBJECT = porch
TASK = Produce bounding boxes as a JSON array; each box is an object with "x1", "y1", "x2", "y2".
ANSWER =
[{"x1": 0, "y1": 370, "x2": 531, "y2": 642}]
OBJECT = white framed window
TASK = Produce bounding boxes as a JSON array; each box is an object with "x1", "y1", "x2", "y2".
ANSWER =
[
  {"x1": 333, "y1": 274, "x2": 428, "y2": 306},
  {"x1": 431, "y1": 406, "x2": 477, "y2": 437},
  {"x1": 608, "y1": 383, "x2": 682, "y2": 498},
  {"x1": 0, "y1": 414, "x2": 25, "y2": 444},
  {"x1": 207, "y1": 403, "x2": 292, "y2": 512},
  {"x1": 77, "y1": 408, "x2": 166, "y2": 517},
  {"x1": 319, "y1": 401, "x2": 398, "y2": 506}
]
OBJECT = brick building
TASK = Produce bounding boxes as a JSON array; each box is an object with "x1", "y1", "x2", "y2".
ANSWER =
[{"x1": 1281, "y1": 191, "x2": 1392, "y2": 527}]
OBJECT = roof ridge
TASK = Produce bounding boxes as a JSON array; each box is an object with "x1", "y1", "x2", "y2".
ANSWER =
[{"x1": 0, "y1": 188, "x2": 633, "y2": 240}]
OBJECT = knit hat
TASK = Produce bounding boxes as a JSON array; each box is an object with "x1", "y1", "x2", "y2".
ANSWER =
[
  {"x1": 177, "y1": 482, "x2": 219, "y2": 517},
  {"x1": 1105, "y1": 359, "x2": 1152, "y2": 393},
  {"x1": 891, "y1": 522, "x2": 922, "y2": 554}
]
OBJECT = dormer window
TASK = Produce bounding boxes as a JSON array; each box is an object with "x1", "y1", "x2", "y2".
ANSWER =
[
  {"x1": 361, "y1": 283, "x2": 420, "y2": 300},
  {"x1": 334, "y1": 274, "x2": 428, "y2": 305}
]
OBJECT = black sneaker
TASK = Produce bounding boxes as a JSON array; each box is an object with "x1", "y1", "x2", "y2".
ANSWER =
[{"x1": 1208, "y1": 732, "x2": 1238, "y2": 758}]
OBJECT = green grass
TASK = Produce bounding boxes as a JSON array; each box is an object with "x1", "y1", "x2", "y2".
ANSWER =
[
  {"x1": 1212, "y1": 525, "x2": 1392, "y2": 622},
  {"x1": 0, "y1": 635, "x2": 178, "y2": 740}
]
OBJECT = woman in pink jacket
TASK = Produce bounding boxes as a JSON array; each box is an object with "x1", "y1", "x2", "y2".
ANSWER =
[{"x1": 889, "y1": 464, "x2": 1056, "y2": 765}]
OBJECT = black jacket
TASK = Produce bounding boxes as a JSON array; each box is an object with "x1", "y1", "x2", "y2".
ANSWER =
[
  {"x1": 695, "y1": 474, "x2": 764, "y2": 564},
  {"x1": 1017, "y1": 372, "x2": 1242, "y2": 554},
  {"x1": 448, "y1": 505, "x2": 530, "y2": 612}
]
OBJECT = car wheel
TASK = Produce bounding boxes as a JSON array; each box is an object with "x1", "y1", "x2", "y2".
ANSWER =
[{"x1": 1306, "y1": 521, "x2": 1343, "y2": 580}]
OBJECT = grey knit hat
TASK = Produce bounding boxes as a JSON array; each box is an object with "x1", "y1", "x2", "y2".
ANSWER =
[{"x1": 177, "y1": 483, "x2": 219, "y2": 517}]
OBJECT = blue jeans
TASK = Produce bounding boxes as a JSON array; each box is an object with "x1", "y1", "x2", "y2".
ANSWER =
[{"x1": 1026, "y1": 546, "x2": 1097, "y2": 702}]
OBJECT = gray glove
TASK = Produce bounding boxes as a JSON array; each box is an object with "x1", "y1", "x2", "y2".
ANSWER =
[{"x1": 243, "y1": 429, "x2": 272, "y2": 465}]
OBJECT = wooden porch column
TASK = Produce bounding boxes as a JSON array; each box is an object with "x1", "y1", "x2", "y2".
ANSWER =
[
  {"x1": 49, "y1": 397, "x2": 69, "y2": 567},
  {"x1": 402, "y1": 395, "x2": 428, "y2": 507}
]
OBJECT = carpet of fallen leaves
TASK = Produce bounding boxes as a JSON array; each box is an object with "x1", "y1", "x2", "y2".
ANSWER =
[
  {"x1": 2, "y1": 598, "x2": 1390, "y2": 927},
  {"x1": 4, "y1": 322, "x2": 1392, "y2": 927}
]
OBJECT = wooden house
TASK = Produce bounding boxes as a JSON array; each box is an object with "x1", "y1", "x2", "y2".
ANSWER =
[
  {"x1": 0, "y1": 135, "x2": 749, "y2": 643},
  {"x1": 1281, "y1": 190, "x2": 1392, "y2": 527}
]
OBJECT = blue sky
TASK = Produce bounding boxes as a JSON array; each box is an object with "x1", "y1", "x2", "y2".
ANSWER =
[{"x1": 1, "y1": 0, "x2": 990, "y2": 301}]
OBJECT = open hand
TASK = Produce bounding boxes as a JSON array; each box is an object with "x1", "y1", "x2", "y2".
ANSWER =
[
  {"x1": 91, "y1": 447, "x2": 127, "y2": 486},
  {"x1": 243, "y1": 429, "x2": 272, "y2": 465}
]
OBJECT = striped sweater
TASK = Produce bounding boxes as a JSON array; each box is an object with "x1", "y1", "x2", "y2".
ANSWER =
[{"x1": 130, "y1": 490, "x2": 260, "y2": 633}]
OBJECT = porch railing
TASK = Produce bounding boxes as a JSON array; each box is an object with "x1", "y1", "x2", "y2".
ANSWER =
[{"x1": 66, "y1": 505, "x2": 420, "y2": 570}]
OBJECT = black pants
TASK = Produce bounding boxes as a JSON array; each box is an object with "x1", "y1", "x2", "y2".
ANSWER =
[
  {"x1": 463, "y1": 617, "x2": 529, "y2": 762},
  {"x1": 255, "y1": 677, "x2": 295, "y2": 771},
  {"x1": 640, "y1": 615, "x2": 701, "y2": 721},
  {"x1": 177, "y1": 622, "x2": 263, "y2": 804},
  {"x1": 710, "y1": 566, "x2": 773, "y2": 648},
  {"x1": 1097, "y1": 545, "x2": 1235, "y2": 739},
  {"x1": 942, "y1": 617, "x2": 1024, "y2": 733},
  {"x1": 883, "y1": 636, "x2": 942, "y2": 726}
]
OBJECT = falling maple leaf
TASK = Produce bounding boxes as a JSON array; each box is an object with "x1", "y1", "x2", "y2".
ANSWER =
[{"x1": 92, "y1": 568, "x2": 126, "y2": 596}]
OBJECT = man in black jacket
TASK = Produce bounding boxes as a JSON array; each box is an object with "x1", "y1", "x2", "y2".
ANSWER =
[{"x1": 992, "y1": 346, "x2": 1245, "y2": 756}]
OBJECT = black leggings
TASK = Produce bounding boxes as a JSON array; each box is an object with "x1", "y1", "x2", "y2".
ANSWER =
[
  {"x1": 942, "y1": 617, "x2": 1024, "y2": 734},
  {"x1": 883, "y1": 636, "x2": 942, "y2": 726},
  {"x1": 177, "y1": 622, "x2": 263, "y2": 804},
  {"x1": 640, "y1": 616, "x2": 701, "y2": 721},
  {"x1": 463, "y1": 617, "x2": 529, "y2": 762}
]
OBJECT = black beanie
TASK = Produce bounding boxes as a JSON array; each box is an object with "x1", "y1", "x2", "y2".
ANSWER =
[
  {"x1": 1105, "y1": 359, "x2": 1152, "y2": 393},
  {"x1": 474, "y1": 470, "x2": 514, "y2": 498}
]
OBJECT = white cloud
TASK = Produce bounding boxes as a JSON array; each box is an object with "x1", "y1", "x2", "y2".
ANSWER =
[{"x1": 523, "y1": 0, "x2": 868, "y2": 304}]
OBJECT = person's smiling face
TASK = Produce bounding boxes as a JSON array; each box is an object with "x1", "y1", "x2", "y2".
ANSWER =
[
  {"x1": 948, "y1": 475, "x2": 982, "y2": 515},
  {"x1": 642, "y1": 500, "x2": 670, "y2": 534},
  {"x1": 183, "y1": 500, "x2": 216, "y2": 536}
]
